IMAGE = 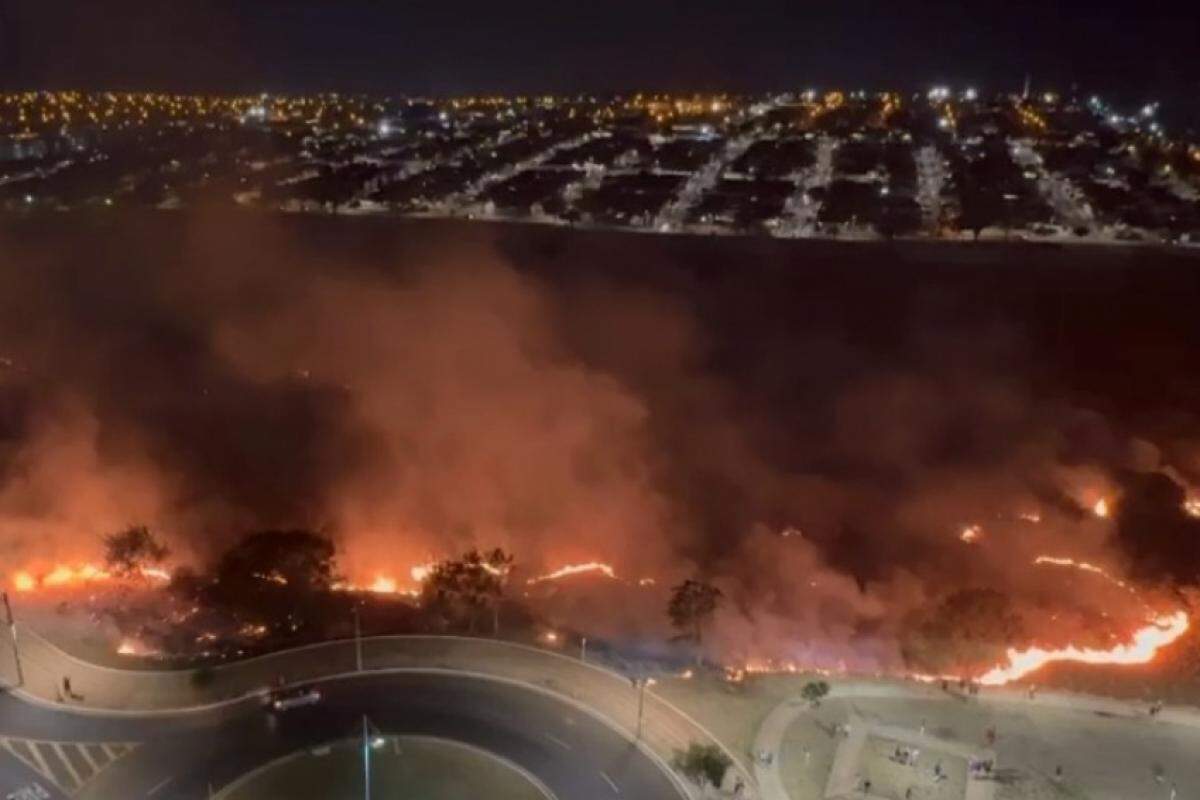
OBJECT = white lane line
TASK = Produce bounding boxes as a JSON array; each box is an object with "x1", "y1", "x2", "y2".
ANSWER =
[
  {"x1": 100, "y1": 743, "x2": 119, "y2": 759},
  {"x1": 24, "y1": 742, "x2": 54, "y2": 784},
  {"x1": 599, "y1": 771, "x2": 620, "y2": 794},
  {"x1": 50, "y1": 743, "x2": 83, "y2": 789},
  {"x1": 542, "y1": 733, "x2": 571, "y2": 751},
  {"x1": 146, "y1": 776, "x2": 174, "y2": 796},
  {"x1": 79, "y1": 744, "x2": 101, "y2": 772}
]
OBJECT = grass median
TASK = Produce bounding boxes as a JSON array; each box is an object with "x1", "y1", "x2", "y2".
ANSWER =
[{"x1": 219, "y1": 735, "x2": 550, "y2": 800}]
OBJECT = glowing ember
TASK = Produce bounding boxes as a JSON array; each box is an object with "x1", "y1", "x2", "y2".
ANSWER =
[
  {"x1": 1016, "y1": 510, "x2": 1041, "y2": 524},
  {"x1": 526, "y1": 561, "x2": 617, "y2": 585},
  {"x1": 638, "y1": 577, "x2": 656, "y2": 587},
  {"x1": 959, "y1": 524, "x2": 982, "y2": 543},
  {"x1": 254, "y1": 570, "x2": 289, "y2": 586},
  {"x1": 1184, "y1": 497, "x2": 1200, "y2": 518},
  {"x1": 1033, "y1": 554, "x2": 1138, "y2": 595},
  {"x1": 1092, "y1": 498, "x2": 1110, "y2": 518},
  {"x1": 116, "y1": 637, "x2": 162, "y2": 657},
  {"x1": 977, "y1": 611, "x2": 1190, "y2": 686}
]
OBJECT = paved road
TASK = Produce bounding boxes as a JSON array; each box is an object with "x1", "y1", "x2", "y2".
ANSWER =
[{"x1": 1, "y1": 673, "x2": 685, "y2": 800}]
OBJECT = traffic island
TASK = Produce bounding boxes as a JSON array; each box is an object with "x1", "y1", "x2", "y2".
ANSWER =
[{"x1": 216, "y1": 735, "x2": 553, "y2": 800}]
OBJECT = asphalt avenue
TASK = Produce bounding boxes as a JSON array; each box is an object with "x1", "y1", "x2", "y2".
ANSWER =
[{"x1": 0, "y1": 672, "x2": 685, "y2": 800}]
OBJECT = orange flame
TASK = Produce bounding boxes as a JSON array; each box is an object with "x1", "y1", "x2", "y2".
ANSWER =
[
  {"x1": 1033, "y1": 554, "x2": 1139, "y2": 597},
  {"x1": 526, "y1": 561, "x2": 617, "y2": 585},
  {"x1": 368, "y1": 575, "x2": 398, "y2": 594},
  {"x1": 116, "y1": 637, "x2": 163, "y2": 657},
  {"x1": 9, "y1": 563, "x2": 170, "y2": 592},
  {"x1": 977, "y1": 611, "x2": 1190, "y2": 686}
]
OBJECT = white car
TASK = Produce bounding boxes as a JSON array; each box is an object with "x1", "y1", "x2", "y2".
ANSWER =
[{"x1": 269, "y1": 686, "x2": 322, "y2": 711}]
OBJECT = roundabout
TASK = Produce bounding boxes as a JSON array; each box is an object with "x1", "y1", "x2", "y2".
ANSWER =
[
  {"x1": 0, "y1": 636, "x2": 697, "y2": 800},
  {"x1": 214, "y1": 735, "x2": 553, "y2": 800}
]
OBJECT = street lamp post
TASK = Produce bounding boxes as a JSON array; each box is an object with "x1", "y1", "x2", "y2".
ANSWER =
[
  {"x1": 361, "y1": 714, "x2": 385, "y2": 800},
  {"x1": 636, "y1": 678, "x2": 647, "y2": 741},
  {"x1": 580, "y1": 636, "x2": 587, "y2": 663},
  {"x1": 362, "y1": 715, "x2": 371, "y2": 800},
  {"x1": 1, "y1": 591, "x2": 23, "y2": 687},
  {"x1": 353, "y1": 605, "x2": 363, "y2": 672}
]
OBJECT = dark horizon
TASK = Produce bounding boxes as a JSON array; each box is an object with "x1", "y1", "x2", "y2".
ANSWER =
[{"x1": 3, "y1": 1, "x2": 1197, "y2": 124}]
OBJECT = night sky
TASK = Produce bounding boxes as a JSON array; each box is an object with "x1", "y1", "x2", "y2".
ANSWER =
[{"x1": 2, "y1": 1, "x2": 1198, "y2": 109}]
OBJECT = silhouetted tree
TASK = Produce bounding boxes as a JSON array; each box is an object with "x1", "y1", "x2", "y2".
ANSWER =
[
  {"x1": 668, "y1": 579, "x2": 723, "y2": 654},
  {"x1": 674, "y1": 743, "x2": 732, "y2": 788},
  {"x1": 900, "y1": 587, "x2": 1024, "y2": 677},
  {"x1": 421, "y1": 548, "x2": 513, "y2": 634},
  {"x1": 210, "y1": 530, "x2": 341, "y2": 637},
  {"x1": 103, "y1": 525, "x2": 169, "y2": 579},
  {"x1": 215, "y1": 530, "x2": 338, "y2": 593},
  {"x1": 801, "y1": 680, "x2": 830, "y2": 707}
]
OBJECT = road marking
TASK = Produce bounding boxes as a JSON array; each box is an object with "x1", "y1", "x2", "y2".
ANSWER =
[
  {"x1": 50, "y1": 743, "x2": 84, "y2": 788},
  {"x1": 0, "y1": 737, "x2": 139, "y2": 797},
  {"x1": 77, "y1": 745, "x2": 99, "y2": 772},
  {"x1": 146, "y1": 777, "x2": 174, "y2": 796},
  {"x1": 22, "y1": 744, "x2": 53, "y2": 786},
  {"x1": 599, "y1": 771, "x2": 620, "y2": 793},
  {"x1": 542, "y1": 733, "x2": 571, "y2": 751}
]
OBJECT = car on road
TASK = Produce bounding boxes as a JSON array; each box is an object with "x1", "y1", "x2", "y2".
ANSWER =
[{"x1": 267, "y1": 685, "x2": 322, "y2": 711}]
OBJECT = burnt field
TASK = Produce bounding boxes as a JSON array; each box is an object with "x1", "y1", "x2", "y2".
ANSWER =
[{"x1": 2, "y1": 210, "x2": 1200, "y2": 688}]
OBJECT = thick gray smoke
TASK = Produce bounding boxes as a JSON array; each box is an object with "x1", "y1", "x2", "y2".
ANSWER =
[{"x1": 1, "y1": 210, "x2": 1197, "y2": 669}]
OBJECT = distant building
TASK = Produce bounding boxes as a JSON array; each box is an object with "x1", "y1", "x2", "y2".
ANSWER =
[{"x1": 0, "y1": 133, "x2": 49, "y2": 162}]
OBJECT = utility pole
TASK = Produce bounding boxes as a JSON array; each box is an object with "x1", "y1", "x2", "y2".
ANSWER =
[
  {"x1": 353, "y1": 605, "x2": 363, "y2": 672},
  {"x1": 580, "y1": 636, "x2": 587, "y2": 663},
  {"x1": 1, "y1": 591, "x2": 22, "y2": 687}
]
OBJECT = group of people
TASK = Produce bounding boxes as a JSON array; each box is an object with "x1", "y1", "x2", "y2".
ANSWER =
[{"x1": 890, "y1": 745, "x2": 919, "y2": 767}]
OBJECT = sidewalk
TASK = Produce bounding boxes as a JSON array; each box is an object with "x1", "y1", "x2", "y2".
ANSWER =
[
  {"x1": 2, "y1": 627, "x2": 751, "y2": 797},
  {"x1": 751, "y1": 678, "x2": 1200, "y2": 800}
]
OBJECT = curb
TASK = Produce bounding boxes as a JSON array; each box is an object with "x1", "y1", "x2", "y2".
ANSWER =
[
  {"x1": 210, "y1": 733, "x2": 558, "y2": 800},
  {"x1": 11, "y1": 628, "x2": 751, "y2": 790}
]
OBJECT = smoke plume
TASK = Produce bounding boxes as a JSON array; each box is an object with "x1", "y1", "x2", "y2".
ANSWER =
[{"x1": 2, "y1": 210, "x2": 1198, "y2": 669}]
